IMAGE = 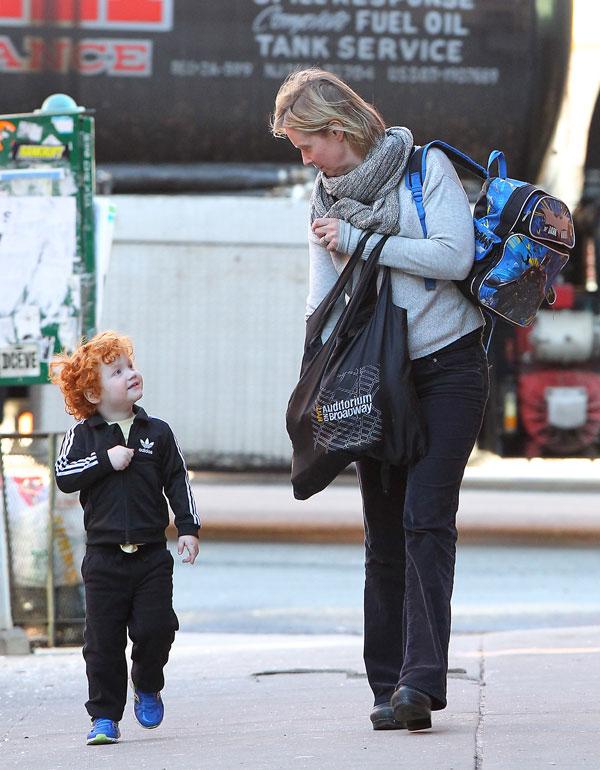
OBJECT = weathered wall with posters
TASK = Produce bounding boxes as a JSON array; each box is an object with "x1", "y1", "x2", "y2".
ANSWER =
[{"x1": 0, "y1": 0, "x2": 571, "y2": 180}]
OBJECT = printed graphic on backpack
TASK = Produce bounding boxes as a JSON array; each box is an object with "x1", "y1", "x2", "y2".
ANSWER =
[
  {"x1": 476, "y1": 234, "x2": 568, "y2": 327},
  {"x1": 406, "y1": 140, "x2": 575, "y2": 328}
]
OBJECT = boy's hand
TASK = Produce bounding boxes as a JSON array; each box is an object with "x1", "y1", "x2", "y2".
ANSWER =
[
  {"x1": 108, "y1": 445, "x2": 134, "y2": 471},
  {"x1": 177, "y1": 535, "x2": 199, "y2": 565}
]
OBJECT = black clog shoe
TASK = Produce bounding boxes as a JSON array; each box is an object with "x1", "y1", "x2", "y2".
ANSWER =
[
  {"x1": 370, "y1": 702, "x2": 406, "y2": 731},
  {"x1": 390, "y1": 685, "x2": 432, "y2": 731}
]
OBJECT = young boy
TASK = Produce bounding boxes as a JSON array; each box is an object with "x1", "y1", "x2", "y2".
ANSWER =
[{"x1": 51, "y1": 331, "x2": 200, "y2": 745}]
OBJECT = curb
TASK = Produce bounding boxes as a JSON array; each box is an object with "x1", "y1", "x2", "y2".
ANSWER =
[
  {"x1": 169, "y1": 521, "x2": 600, "y2": 546},
  {"x1": 188, "y1": 467, "x2": 600, "y2": 495},
  {"x1": 461, "y1": 476, "x2": 600, "y2": 493}
]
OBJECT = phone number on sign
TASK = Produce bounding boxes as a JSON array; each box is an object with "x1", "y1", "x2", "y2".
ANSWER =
[
  {"x1": 387, "y1": 65, "x2": 499, "y2": 84},
  {"x1": 170, "y1": 60, "x2": 254, "y2": 78}
]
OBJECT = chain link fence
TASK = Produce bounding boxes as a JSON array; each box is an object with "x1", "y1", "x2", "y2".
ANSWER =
[{"x1": 0, "y1": 433, "x2": 84, "y2": 646}]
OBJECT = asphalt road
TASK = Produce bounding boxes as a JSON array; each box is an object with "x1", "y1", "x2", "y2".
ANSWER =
[{"x1": 171, "y1": 541, "x2": 600, "y2": 635}]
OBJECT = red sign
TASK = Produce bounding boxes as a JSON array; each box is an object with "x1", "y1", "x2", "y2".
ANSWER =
[{"x1": 0, "y1": 0, "x2": 172, "y2": 30}]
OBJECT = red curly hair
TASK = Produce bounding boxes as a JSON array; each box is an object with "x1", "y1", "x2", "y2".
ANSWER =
[{"x1": 49, "y1": 331, "x2": 134, "y2": 420}]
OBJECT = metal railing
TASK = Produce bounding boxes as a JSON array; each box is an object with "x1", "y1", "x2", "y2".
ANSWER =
[{"x1": 0, "y1": 433, "x2": 84, "y2": 647}]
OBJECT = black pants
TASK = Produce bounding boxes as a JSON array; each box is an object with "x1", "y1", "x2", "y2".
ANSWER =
[
  {"x1": 81, "y1": 543, "x2": 179, "y2": 721},
  {"x1": 356, "y1": 331, "x2": 489, "y2": 711}
]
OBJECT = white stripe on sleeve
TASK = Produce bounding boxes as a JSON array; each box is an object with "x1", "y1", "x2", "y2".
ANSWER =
[
  {"x1": 172, "y1": 431, "x2": 200, "y2": 525},
  {"x1": 55, "y1": 422, "x2": 98, "y2": 477}
]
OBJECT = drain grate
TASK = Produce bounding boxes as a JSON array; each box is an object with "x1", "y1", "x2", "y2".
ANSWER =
[
  {"x1": 251, "y1": 667, "x2": 473, "y2": 681},
  {"x1": 251, "y1": 668, "x2": 366, "y2": 679}
]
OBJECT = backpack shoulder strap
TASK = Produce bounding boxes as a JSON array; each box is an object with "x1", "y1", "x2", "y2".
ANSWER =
[
  {"x1": 406, "y1": 140, "x2": 487, "y2": 236},
  {"x1": 428, "y1": 141, "x2": 487, "y2": 179},
  {"x1": 405, "y1": 141, "x2": 487, "y2": 291},
  {"x1": 406, "y1": 145, "x2": 428, "y2": 239}
]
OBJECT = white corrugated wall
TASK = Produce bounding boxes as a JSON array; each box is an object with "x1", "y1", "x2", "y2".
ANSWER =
[{"x1": 33, "y1": 194, "x2": 311, "y2": 467}]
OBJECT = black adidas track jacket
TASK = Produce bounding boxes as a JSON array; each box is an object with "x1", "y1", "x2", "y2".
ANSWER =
[{"x1": 55, "y1": 405, "x2": 200, "y2": 545}]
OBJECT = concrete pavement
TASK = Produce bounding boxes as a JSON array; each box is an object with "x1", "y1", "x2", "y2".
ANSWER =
[
  {"x1": 3, "y1": 454, "x2": 599, "y2": 767},
  {"x1": 184, "y1": 455, "x2": 600, "y2": 545},
  {"x1": 1, "y1": 625, "x2": 599, "y2": 769}
]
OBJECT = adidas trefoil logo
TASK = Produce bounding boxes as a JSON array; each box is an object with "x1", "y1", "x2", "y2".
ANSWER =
[{"x1": 139, "y1": 437, "x2": 154, "y2": 455}]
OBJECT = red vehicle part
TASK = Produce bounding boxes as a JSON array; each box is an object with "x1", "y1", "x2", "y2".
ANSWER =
[{"x1": 519, "y1": 370, "x2": 600, "y2": 454}]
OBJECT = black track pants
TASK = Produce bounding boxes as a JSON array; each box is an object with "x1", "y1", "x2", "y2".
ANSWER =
[{"x1": 81, "y1": 543, "x2": 179, "y2": 721}]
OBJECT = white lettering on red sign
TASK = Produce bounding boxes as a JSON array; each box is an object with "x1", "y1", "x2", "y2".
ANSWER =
[
  {"x1": 0, "y1": 34, "x2": 152, "y2": 75},
  {"x1": 0, "y1": 0, "x2": 173, "y2": 31},
  {"x1": 78, "y1": 38, "x2": 152, "y2": 76}
]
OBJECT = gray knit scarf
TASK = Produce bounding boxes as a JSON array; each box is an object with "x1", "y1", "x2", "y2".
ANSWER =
[{"x1": 309, "y1": 126, "x2": 414, "y2": 234}]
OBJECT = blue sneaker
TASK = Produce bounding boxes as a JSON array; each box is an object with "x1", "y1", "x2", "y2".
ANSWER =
[
  {"x1": 86, "y1": 718, "x2": 120, "y2": 745},
  {"x1": 133, "y1": 689, "x2": 164, "y2": 729}
]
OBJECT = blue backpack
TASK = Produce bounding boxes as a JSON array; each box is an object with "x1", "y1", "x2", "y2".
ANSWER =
[{"x1": 406, "y1": 140, "x2": 575, "y2": 328}]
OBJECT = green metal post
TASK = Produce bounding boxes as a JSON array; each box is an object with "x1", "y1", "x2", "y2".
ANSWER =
[
  {"x1": 0, "y1": 437, "x2": 17, "y2": 624},
  {"x1": 46, "y1": 434, "x2": 57, "y2": 647}
]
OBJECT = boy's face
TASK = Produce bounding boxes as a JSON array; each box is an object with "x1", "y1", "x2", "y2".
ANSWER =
[{"x1": 91, "y1": 353, "x2": 143, "y2": 419}]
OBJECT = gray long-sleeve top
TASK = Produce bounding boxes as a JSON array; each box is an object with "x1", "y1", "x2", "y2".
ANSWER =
[{"x1": 306, "y1": 147, "x2": 484, "y2": 359}]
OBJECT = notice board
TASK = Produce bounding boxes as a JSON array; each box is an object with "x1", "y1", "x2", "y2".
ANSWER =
[{"x1": 0, "y1": 109, "x2": 95, "y2": 385}]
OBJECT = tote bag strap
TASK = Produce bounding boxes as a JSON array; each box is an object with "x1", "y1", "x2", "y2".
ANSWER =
[
  {"x1": 306, "y1": 230, "x2": 374, "y2": 344},
  {"x1": 336, "y1": 234, "x2": 390, "y2": 338}
]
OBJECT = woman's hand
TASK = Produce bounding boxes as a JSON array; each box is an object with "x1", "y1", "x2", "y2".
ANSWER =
[{"x1": 312, "y1": 217, "x2": 340, "y2": 252}]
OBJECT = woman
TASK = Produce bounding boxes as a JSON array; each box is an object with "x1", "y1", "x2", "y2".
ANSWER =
[{"x1": 271, "y1": 69, "x2": 489, "y2": 732}]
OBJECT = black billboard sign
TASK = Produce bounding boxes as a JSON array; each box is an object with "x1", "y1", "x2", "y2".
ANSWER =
[{"x1": 0, "y1": 1, "x2": 571, "y2": 179}]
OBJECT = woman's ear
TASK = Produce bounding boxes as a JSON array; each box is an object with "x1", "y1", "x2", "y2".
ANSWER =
[{"x1": 329, "y1": 121, "x2": 345, "y2": 141}]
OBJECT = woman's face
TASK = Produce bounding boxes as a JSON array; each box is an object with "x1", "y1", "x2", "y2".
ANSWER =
[{"x1": 285, "y1": 126, "x2": 361, "y2": 177}]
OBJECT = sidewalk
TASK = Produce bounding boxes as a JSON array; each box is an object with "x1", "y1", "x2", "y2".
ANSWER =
[
  {"x1": 1, "y1": 625, "x2": 598, "y2": 769},
  {"x1": 184, "y1": 455, "x2": 600, "y2": 545}
]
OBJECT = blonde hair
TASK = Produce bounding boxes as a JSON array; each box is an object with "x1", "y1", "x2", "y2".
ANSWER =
[
  {"x1": 49, "y1": 331, "x2": 134, "y2": 420},
  {"x1": 270, "y1": 68, "x2": 386, "y2": 154}
]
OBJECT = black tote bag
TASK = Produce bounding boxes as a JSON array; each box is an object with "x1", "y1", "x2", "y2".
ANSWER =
[{"x1": 286, "y1": 232, "x2": 428, "y2": 500}]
